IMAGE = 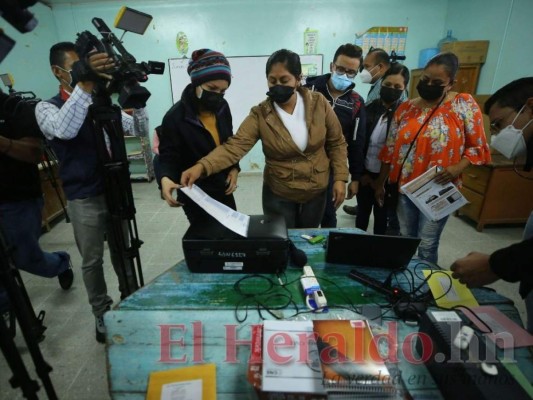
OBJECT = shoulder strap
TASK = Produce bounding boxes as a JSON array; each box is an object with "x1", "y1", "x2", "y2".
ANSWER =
[{"x1": 396, "y1": 96, "x2": 444, "y2": 181}]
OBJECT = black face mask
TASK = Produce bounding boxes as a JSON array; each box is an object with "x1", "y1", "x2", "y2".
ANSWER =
[
  {"x1": 198, "y1": 89, "x2": 225, "y2": 112},
  {"x1": 266, "y1": 85, "x2": 295, "y2": 104},
  {"x1": 417, "y1": 80, "x2": 446, "y2": 101},
  {"x1": 380, "y1": 86, "x2": 403, "y2": 104}
]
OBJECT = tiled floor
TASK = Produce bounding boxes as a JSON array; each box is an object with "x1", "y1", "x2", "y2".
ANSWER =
[{"x1": 0, "y1": 174, "x2": 526, "y2": 399}]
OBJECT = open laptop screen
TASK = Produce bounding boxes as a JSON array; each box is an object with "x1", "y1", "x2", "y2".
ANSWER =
[{"x1": 325, "y1": 232, "x2": 421, "y2": 270}]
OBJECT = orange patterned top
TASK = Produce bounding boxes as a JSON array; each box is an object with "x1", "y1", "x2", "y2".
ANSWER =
[{"x1": 379, "y1": 93, "x2": 491, "y2": 187}]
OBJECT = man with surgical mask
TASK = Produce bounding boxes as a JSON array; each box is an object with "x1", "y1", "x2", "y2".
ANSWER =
[
  {"x1": 451, "y1": 77, "x2": 533, "y2": 332},
  {"x1": 35, "y1": 42, "x2": 147, "y2": 343},
  {"x1": 344, "y1": 48, "x2": 407, "y2": 224},
  {"x1": 305, "y1": 43, "x2": 366, "y2": 227},
  {"x1": 360, "y1": 48, "x2": 408, "y2": 105}
]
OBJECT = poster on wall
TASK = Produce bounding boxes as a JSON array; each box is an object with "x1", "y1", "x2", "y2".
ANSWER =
[
  {"x1": 354, "y1": 26, "x2": 408, "y2": 56},
  {"x1": 304, "y1": 28, "x2": 319, "y2": 55},
  {"x1": 176, "y1": 32, "x2": 189, "y2": 57}
]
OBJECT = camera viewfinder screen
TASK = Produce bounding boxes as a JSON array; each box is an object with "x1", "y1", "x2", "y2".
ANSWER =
[{"x1": 114, "y1": 7, "x2": 152, "y2": 35}]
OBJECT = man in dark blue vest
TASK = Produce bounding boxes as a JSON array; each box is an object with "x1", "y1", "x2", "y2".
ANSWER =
[{"x1": 35, "y1": 42, "x2": 147, "y2": 343}]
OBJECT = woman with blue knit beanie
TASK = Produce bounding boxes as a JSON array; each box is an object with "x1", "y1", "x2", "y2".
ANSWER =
[{"x1": 159, "y1": 49, "x2": 240, "y2": 225}]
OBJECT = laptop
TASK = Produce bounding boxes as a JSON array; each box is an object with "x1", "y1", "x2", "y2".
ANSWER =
[{"x1": 325, "y1": 232, "x2": 421, "y2": 270}]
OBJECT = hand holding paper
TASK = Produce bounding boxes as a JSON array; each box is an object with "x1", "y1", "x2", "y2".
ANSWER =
[
  {"x1": 180, "y1": 184, "x2": 250, "y2": 237},
  {"x1": 181, "y1": 163, "x2": 204, "y2": 187}
]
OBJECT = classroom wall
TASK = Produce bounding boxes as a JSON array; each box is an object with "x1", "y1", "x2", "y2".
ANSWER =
[
  {"x1": 3, "y1": 0, "x2": 531, "y2": 172},
  {"x1": 1, "y1": 3, "x2": 59, "y2": 97},
  {"x1": 47, "y1": 0, "x2": 448, "y2": 172},
  {"x1": 445, "y1": 0, "x2": 533, "y2": 94}
]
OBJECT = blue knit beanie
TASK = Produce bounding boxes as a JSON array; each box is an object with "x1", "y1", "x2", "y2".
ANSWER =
[{"x1": 187, "y1": 49, "x2": 231, "y2": 87}]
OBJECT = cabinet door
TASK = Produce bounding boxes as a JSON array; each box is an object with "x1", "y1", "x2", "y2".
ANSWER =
[
  {"x1": 453, "y1": 64, "x2": 481, "y2": 94},
  {"x1": 409, "y1": 64, "x2": 481, "y2": 99}
]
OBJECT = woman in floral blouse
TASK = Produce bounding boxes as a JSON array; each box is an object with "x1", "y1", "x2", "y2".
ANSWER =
[{"x1": 375, "y1": 52, "x2": 491, "y2": 264}]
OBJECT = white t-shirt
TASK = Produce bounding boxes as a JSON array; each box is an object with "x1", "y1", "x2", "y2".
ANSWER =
[
  {"x1": 273, "y1": 92, "x2": 308, "y2": 152},
  {"x1": 364, "y1": 114, "x2": 388, "y2": 173}
]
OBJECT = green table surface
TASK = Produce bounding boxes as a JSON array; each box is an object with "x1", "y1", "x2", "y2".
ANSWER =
[{"x1": 106, "y1": 228, "x2": 532, "y2": 399}]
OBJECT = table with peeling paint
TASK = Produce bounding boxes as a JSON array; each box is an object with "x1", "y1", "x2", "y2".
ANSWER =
[{"x1": 106, "y1": 228, "x2": 532, "y2": 399}]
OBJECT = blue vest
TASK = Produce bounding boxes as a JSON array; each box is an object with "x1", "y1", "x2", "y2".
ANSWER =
[{"x1": 46, "y1": 94, "x2": 104, "y2": 200}]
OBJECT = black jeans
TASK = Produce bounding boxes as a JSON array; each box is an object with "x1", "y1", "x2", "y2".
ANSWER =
[
  {"x1": 262, "y1": 184, "x2": 327, "y2": 229},
  {"x1": 355, "y1": 172, "x2": 387, "y2": 235},
  {"x1": 320, "y1": 174, "x2": 337, "y2": 228}
]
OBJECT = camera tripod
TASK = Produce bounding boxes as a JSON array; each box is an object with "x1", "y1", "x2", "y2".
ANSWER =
[
  {"x1": 88, "y1": 88, "x2": 144, "y2": 296},
  {"x1": 0, "y1": 227, "x2": 57, "y2": 400},
  {"x1": 41, "y1": 145, "x2": 70, "y2": 224}
]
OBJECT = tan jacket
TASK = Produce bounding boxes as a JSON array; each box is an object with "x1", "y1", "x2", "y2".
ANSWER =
[{"x1": 198, "y1": 87, "x2": 349, "y2": 203}]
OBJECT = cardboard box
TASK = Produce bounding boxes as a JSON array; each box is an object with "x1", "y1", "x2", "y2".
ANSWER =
[{"x1": 441, "y1": 41, "x2": 489, "y2": 64}]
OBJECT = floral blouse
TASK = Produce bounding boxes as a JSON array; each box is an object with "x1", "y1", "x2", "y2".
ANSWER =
[{"x1": 379, "y1": 93, "x2": 491, "y2": 187}]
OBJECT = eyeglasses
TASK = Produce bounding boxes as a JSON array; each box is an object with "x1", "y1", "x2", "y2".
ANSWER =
[
  {"x1": 333, "y1": 64, "x2": 358, "y2": 79},
  {"x1": 490, "y1": 109, "x2": 516, "y2": 133}
]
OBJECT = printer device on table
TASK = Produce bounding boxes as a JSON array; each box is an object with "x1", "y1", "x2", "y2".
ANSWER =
[{"x1": 182, "y1": 214, "x2": 289, "y2": 274}]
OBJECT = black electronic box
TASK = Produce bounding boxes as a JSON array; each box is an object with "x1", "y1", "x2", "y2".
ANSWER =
[{"x1": 182, "y1": 214, "x2": 289, "y2": 274}]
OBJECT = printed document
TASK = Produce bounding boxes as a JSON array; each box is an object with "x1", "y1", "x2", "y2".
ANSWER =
[
  {"x1": 180, "y1": 185, "x2": 250, "y2": 237},
  {"x1": 401, "y1": 166, "x2": 468, "y2": 221}
]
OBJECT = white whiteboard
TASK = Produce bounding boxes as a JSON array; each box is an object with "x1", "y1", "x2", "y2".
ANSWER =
[{"x1": 168, "y1": 55, "x2": 323, "y2": 172}]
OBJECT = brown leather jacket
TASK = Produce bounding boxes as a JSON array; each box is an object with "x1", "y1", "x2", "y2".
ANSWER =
[{"x1": 198, "y1": 87, "x2": 348, "y2": 203}]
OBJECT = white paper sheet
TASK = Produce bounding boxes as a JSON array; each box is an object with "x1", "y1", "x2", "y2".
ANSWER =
[
  {"x1": 179, "y1": 185, "x2": 250, "y2": 237},
  {"x1": 160, "y1": 379, "x2": 202, "y2": 400},
  {"x1": 262, "y1": 320, "x2": 326, "y2": 394},
  {"x1": 401, "y1": 166, "x2": 468, "y2": 221}
]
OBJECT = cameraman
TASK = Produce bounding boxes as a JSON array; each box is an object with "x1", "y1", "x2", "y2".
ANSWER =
[
  {"x1": 0, "y1": 89, "x2": 73, "y2": 303},
  {"x1": 35, "y1": 42, "x2": 146, "y2": 343}
]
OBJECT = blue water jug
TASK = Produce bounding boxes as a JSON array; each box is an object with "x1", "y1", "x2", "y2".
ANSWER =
[{"x1": 418, "y1": 48, "x2": 439, "y2": 68}]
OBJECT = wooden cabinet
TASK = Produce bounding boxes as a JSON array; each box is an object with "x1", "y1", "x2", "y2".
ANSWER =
[
  {"x1": 456, "y1": 154, "x2": 533, "y2": 231},
  {"x1": 409, "y1": 64, "x2": 481, "y2": 98},
  {"x1": 39, "y1": 161, "x2": 67, "y2": 231}
]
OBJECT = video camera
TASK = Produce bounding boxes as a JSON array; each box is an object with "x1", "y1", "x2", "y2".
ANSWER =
[
  {"x1": 0, "y1": 0, "x2": 38, "y2": 63},
  {"x1": 0, "y1": 73, "x2": 40, "y2": 120},
  {"x1": 73, "y1": 9, "x2": 164, "y2": 109}
]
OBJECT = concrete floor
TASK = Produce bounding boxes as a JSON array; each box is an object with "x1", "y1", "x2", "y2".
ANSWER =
[{"x1": 0, "y1": 173, "x2": 526, "y2": 399}]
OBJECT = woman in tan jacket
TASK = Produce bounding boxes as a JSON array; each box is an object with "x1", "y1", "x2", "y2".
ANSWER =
[{"x1": 181, "y1": 49, "x2": 349, "y2": 228}]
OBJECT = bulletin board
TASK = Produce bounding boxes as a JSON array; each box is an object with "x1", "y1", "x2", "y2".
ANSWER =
[{"x1": 168, "y1": 55, "x2": 323, "y2": 171}]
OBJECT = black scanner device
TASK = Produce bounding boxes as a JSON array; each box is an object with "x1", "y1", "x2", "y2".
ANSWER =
[{"x1": 182, "y1": 214, "x2": 289, "y2": 273}]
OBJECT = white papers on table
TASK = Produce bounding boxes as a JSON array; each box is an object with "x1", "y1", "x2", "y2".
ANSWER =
[
  {"x1": 401, "y1": 166, "x2": 468, "y2": 221},
  {"x1": 161, "y1": 379, "x2": 202, "y2": 400},
  {"x1": 262, "y1": 320, "x2": 326, "y2": 394},
  {"x1": 179, "y1": 184, "x2": 250, "y2": 237}
]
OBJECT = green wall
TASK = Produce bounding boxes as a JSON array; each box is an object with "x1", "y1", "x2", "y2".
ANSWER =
[{"x1": 2, "y1": 0, "x2": 532, "y2": 172}]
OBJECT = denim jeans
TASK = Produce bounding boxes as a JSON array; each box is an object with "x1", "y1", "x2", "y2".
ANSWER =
[
  {"x1": 397, "y1": 194, "x2": 449, "y2": 264},
  {"x1": 0, "y1": 198, "x2": 70, "y2": 277},
  {"x1": 0, "y1": 198, "x2": 70, "y2": 312},
  {"x1": 68, "y1": 194, "x2": 138, "y2": 317}
]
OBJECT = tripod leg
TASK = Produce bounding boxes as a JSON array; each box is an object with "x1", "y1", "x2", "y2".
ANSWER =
[
  {"x1": 0, "y1": 230, "x2": 58, "y2": 399},
  {"x1": 42, "y1": 146, "x2": 70, "y2": 223},
  {"x1": 0, "y1": 316, "x2": 40, "y2": 400},
  {"x1": 90, "y1": 104, "x2": 145, "y2": 298}
]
